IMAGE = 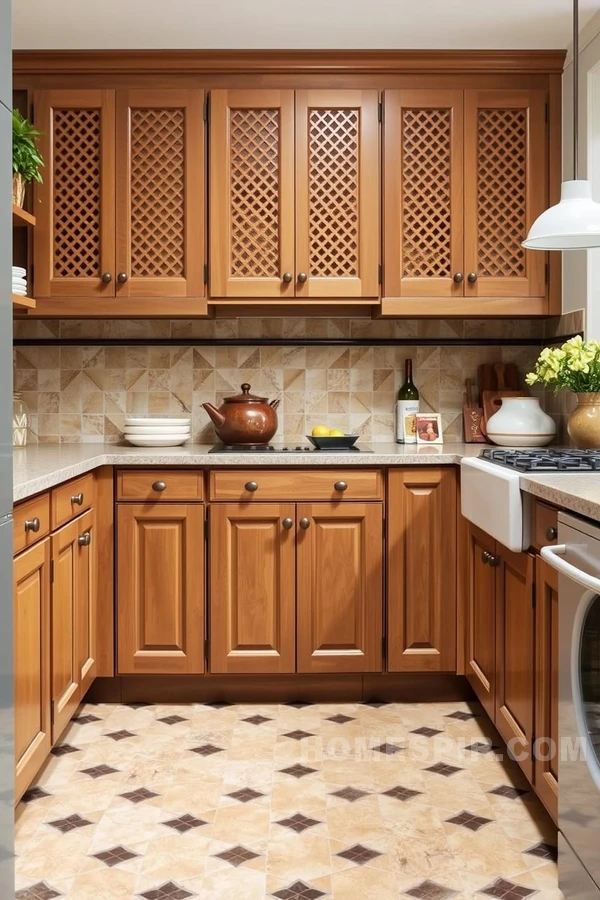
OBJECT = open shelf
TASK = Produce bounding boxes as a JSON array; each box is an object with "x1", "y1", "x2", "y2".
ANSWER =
[
  {"x1": 12, "y1": 293, "x2": 36, "y2": 310},
  {"x1": 12, "y1": 204, "x2": 36, "y2": 227}
]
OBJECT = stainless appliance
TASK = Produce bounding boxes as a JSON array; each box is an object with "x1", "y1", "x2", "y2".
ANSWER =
[{"x1": 542, "y1": 514, "x2": 600, "y2": 898}]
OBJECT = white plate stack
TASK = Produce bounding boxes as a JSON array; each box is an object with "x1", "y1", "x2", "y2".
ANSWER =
[
  {"x1": 123, "y1": 417, "x2": 191, "y2": 447},
  {"x1": 12, "y1": 266, "x2": 28, "y2": 297}
]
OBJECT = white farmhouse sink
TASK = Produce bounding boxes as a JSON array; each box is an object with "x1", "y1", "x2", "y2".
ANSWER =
[{"x1": 460, "y1": 457, "x2": 531, "y2": 552}]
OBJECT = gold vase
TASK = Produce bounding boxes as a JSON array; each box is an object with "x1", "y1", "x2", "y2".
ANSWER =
[
  {"x1": 567, "y1": 392, "x2": 600, "y2": 449},
  {"x1": 12, "y1": 173, "x2": 25, "y2": 208}
]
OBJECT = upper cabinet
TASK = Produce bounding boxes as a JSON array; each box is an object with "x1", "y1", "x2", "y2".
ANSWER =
[
  {"x1": 383, "y1": 87, "x2": 548, "y2": 316},
  {"x1": 34, "y1": 88, "x2": 206, "y2": 315},
  {"x1": 210, "y1": 88, "x2": 379, "y2": 301}
]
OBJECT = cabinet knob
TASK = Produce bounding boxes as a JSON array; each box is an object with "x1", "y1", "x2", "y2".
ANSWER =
[
  {"x1": 488, "y1": 554, "x2": 501, "y2": 568},
  {"x1": 245, "y1": 481, "x2": 259, "y2": 492},
  {"x1": 297, "y1": 272, "x2": 307, "y2": 284},
  {"x1": 299, "y1": 517, "x2": 311, "y2": 529},
  {"x1": 546, "y1": 526, "x2": 558, "y2": 541},
  {"x1": 71, "y1": 492, "x2": 84, "y2": 506},
  {"x1": 78, "y1": 532, "x2": 91, "y2": 547},
  {"x1": 117, "y1": 272, "x2": 128, "y2": 284},
  {"x1": 101, "y1": 272, "x2": 112, "y2": 284},
  {"x1": 282, "y1": 272, "x2": 293, "y2": 284},
  {"x1": 467, "y1": 272, "x2": 478, "y2": 284},
  {"x1": 152, "y1": 481, "x2": 167, "y2": 492},
  {"x1": 282, "y1": 517, "x2": 294, "y2": 530},
  {"x1": 453, "y1": 272, "x2": 464, "y2": 284},
  {"x1": 481, "y1": 550, "x2": 490, "y2": 565},
  {"x1": 24, "y1": 517, "x2": 40, "y2": 534},
  {"x1": 334, "y1": 481, "x2": 348, "y2": 493}
]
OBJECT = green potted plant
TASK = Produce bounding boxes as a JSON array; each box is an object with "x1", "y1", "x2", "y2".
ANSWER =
[{"x1": 12, "y1": 109, "x2": 44, "y2": 208}]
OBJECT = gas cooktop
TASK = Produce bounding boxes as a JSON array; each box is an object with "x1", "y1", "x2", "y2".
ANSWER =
[
  {"x1": 209, "y1": 443, "x2": 372, "y2": 453},
  {"x1": 480, "y1": 448, "x2": 600, "y2": 472}
]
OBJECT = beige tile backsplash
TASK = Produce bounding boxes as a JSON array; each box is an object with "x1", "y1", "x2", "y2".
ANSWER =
[{"x1": 13, "y1": 317, "x2": 556, "y2": 445}]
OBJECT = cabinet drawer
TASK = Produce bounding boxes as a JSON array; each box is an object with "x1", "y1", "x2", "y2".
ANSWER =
[
  {"x1": 52, "y1": 473, "x2": 96, "y2": 530},
  {"x1": 14, "y1": 494, "x2": 51, "y2": 555},
  {"x1": 209, "y1": 469, "x2": 383, "y2": 501},
  {"x1": 533, "y1": 501, "x2": 558, "y2": 551},
  {"x1": 117, "y1": 469, "x2": 204, "y2": 502}
]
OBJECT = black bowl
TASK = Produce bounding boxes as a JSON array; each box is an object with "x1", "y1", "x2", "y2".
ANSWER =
[{"x1": 306, "y1": 434, "x2": 359, "y2": 450}]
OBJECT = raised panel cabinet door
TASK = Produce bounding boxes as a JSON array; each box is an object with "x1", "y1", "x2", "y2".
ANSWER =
[
  {"x1": 14, "y1": 538, "x2": 51, "y2": 802},
  {"x1": 383, "y1": 90, "x2": 464, "y2": 299},
  {"x1": 33, "y1": 89, "x2": 116, "y2": 299},
  {"x1": 296, "y1": 502, "x2": 383, "y2": 673},
  {"x1": 116, "y1": 89, "x2": 204, "y2": 299},
  {"x1": 464, "y1": 90, "x2": 547, "y2": 300},
  {"x1": 295, "y1": 90, "x2": 379, "y2": 299},
  {"x1": 387, "y1": 468, "x2": 457, "y2": 672},
  {"x1": 51, "y1": 518, "x2": 81, "y2": 741},
  {"x1": 117, "y1": 504, "x2": 204, "y2": 674},
  {"x1": 534, "y1": 556, "x2": 558, "y2": 822},
  {"x1": 209, "y1": 89, "x2": 295, "y2": 298},
  {"x1": 466, "y1": 523, "x2": 497, "y2": 719},
  {"x1": 495, "y1": 547, "x2": 535, "y2": 781},
  {"x1": 209, "y1": 503, "x2": 296, "y2": 674},
  {"x1": 77, "y1": 508, "x2": 97, "y2": 697}
]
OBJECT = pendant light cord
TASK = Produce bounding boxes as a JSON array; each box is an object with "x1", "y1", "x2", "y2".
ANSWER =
[{"x1": 573, "y1": 0, "x2": 579, "y2": 180}]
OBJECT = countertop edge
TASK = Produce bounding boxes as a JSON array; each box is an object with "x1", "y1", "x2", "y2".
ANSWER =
[{"x1": 519, "y1": 476, "x2": 600, "y2": 524}]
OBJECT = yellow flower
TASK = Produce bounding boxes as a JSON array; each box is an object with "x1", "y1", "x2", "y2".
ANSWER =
[{"x1": 525, "y1": 372, "x2": 539, "y2": 386}]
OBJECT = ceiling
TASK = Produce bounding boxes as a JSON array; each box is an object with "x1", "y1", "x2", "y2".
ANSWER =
[{"x1": 11, "y1": 0, "x2": 600, "y2": 50}]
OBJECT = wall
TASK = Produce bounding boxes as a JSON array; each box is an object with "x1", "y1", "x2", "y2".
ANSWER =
[{"x1": 13, "y1": 317, "x2": 551, "y2": 445}]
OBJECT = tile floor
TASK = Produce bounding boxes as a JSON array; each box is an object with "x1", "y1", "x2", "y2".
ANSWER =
[{"x1": 15, "y1": 699, "x2": 563, "y2": 900}]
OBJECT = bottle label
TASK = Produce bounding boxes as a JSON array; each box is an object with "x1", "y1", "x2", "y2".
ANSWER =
[{"x1": 396, "y1": 401, "x2": 419, "y2": 443}]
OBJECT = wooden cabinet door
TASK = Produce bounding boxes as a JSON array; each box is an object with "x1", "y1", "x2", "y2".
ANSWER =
[
  {"x1": 34, "y1": 89, "x2": 116, "y2": 299},
  {"x1": 14, "y1": 539, "x2": 51, "y2": 802},
  {"x1": 464, "y1": 90, "x2": 547, "y2": 299},
  {"x1": 383, "y1": 91, "x2": 464, "y2": 299},
  {"x1": 466, "y1": 523, "x2": 497, "y2": 719},
  {"x1": 116, "y1": 89, "x2": 204, "y2": 299},
  {"x1": 209, "y1": 504, "x2": 296, "y2": 673},
  {"x1": 387, "y1": 468, "x2": 457, "y2": 672},
  {"x1": 209, "y1": 89, "x2": 295, "y2": 298},
  {"x1": 117, "y1": 504, "x2": 204, "y2": 674},
  {"x1": 76, "y1": 509, "x2": 97, "y2": 697},
  {"x1": 296, "y1": 502, "x2": 383, "y2": 673},
  {"x1": 534, "y1": 555, "x2": 559, "y2": 822},
  {"x1": 295, "y1": 90, "x2": 379, "y2": 298},
  {"x1": 51, "y1": 518, "x2": 81, "y2": 741}
]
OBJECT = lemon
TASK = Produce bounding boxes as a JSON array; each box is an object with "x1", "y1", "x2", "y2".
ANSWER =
[
  {"x1": 329, "y1": 429, "x2": 345, "y2": 437},
  {"x1": 311, "y1": 425, "x2": 331, "y2": 437}
]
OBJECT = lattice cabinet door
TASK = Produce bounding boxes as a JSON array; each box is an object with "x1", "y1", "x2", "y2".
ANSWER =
[
  {"x1": 34, "y1": 90, "x2": 116, "y2": 299},
  {"x1": 209, "y1": 90, "x2": 295, "y2": 298},
  {"x1": 464, "y1": 90, "x2": 547, "y2": 299},
  {"x1": 116, "y1": 90, "x2": 205, "y2": 300},
  {"x1": 295, "y1": 91, "x2": 379, "y2": 299},
  {"x1": 383, "y1": 90, "x2": 464, "y2": 298}
]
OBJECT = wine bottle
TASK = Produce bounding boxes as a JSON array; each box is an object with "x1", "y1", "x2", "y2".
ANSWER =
[{"x1": 396, "y1": 359, "x2": 419, "y2": 444}]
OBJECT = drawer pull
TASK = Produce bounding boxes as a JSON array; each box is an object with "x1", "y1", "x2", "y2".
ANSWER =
[
  {"x1": 282, "y1": 517, "x2": 294, "y2": 530},
  {"x1": 152, "y1": 481, "x2": 167, "y2": 492},
  {"x1": 546, "y1": 526, "x2": 558, "y2": 541},
  {"x1": 78, "y1": 532, "x2": 91, "y2": 547},
  {"x1": 245, "y1": 481, "x2": 259, "y2": 492},
  {"x1": 334, "y1": 481, "x2": 348, "y2": 493},
  {"x1": 71, "y1": 492, "x2": 84, "y2": 506},
  {"x1": 299, "y1": 517, "x2": 311, "y2": 529},
  {"x1": 24, "y1": 517, "x2": 40, "y2": 534}
]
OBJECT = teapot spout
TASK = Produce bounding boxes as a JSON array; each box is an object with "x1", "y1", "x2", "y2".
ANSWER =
[
  {"x1": 269, "y1": 398, "x2": 281, "y2": 410},
  {"x1": 202, "y1": 402, "x2": 226, "y2": 428}
]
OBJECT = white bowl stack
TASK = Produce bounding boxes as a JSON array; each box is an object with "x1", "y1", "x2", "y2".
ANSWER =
[
  {"x1": 123, "y1": 417, "x2": 191, "y2": 447},
  {"x1": 12, "y1": 266, "x2": 28, "y2": 297}
]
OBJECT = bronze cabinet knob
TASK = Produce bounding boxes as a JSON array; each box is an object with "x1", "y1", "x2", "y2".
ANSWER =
[
  {"x1": 334, "y1": 481, "x2": 348, "y2": 492},
  {"x1": 78, "y1": 532, "x2": 91, "y2": 547},
  {"x1": 481, "y1": 551, "x2": 490, "y2": 564},
  {"x1": 282, "y1": 272, "x2": 293, "y2": 283},
  {"x1": 546, "y1": 526, "x2": 558, "y2": 541},
  {"x1": 24, "y1": 517, "x2": 40, "y2": 533},
  {"x1": 467, "y1": 272, "x2": 478, "y2": 284},
  {"x1": 297, "y1": 272, "x2": 307, "y2": 283},
  {"x1": 117, "y1": 272, "x2": 128, "y2": 284},
  {"x1": 453, "y1": 272, "x2": 464, "y2": 283},
  {"x1": 487, "y1": 554, "x2": 501, "y2": 568},
  {"x1": 101, "y1": 272, "x2": 112, "y2": 283},
  {"x1": 245, "y1": 481, "x2": 259, "y2": 492},
  {"x1": 299, "y1": 517, "x2": 311, "y2": 529},
  {"x1": 152, "y1": 481, "x2": 167, "y2": 492},
  {"x1": 71, "y1": 492, "x2": 84, "y2": 505},
  {"x1": 282, "y1": 517, "x2": 294, "y2": 529}
]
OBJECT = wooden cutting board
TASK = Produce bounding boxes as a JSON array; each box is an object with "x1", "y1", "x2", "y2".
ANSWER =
[
  {"x1": 463, "y1": 379, "x2": 486, "y2": 443},
  {"x1": 478, "y1": 362, "x2": 521, "y2": 393}
]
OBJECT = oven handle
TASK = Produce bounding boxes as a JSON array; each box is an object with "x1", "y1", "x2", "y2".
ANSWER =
[{"x1": 541, "y1": 543, "x2": 600, "y2": 592}]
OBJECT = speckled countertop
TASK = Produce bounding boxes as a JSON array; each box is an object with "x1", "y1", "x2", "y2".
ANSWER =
[{"x1": 12, "y1": 442, "x2": 600, "y2": 523}]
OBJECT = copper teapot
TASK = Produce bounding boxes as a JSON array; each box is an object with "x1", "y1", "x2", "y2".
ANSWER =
[{"x1": 202, "y1": 383, "x2": 280, "y2": 445}]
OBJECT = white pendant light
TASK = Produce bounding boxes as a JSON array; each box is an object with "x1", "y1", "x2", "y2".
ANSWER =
[{"x1": 523, "y1": 0, "x2": 600, "y2": 250}]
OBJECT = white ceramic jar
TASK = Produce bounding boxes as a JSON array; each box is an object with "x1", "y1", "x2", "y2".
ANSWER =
[{"x1": 485, "y1": 396, "x2": 556, "y2": 447}]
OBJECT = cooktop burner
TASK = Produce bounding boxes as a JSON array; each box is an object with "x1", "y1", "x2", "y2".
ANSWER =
[
  {"x1": 480, "y1": 448, "x2": 600, "y2": 472},
  {"x1": 209, "y1": 443, "x2": 371, "y2": 453}
]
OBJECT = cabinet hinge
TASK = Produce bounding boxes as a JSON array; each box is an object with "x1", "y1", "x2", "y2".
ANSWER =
[
  {"x1": 50, "y1": 559, "x2": 54, "y2": 584},
  {"x1": 203, "y1": 263, "x2": 208, "y2": 285},
  {"x1": 545, "y1": 102, "x2": 548, "y2": 124},
  {"x1": 545, "y1": 262, "x2": 549, "y2": 284},
  {"x1": 378, "y1": 263, "x2": 383, "y2": 285},
  {"x1": 378, "y1": 102, "x2": 382, "y2": 123}
]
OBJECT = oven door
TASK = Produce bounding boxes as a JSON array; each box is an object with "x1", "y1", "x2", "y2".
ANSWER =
[{"x1": 542, "y1": 513, "x2": 600, "y2": 891}]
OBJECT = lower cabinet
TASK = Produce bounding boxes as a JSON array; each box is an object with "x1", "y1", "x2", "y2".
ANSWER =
[
  {"x1": 117, "y1": 503, "x2": 205, "y2": 674},
  {"x1": 534, "y1": 555, "x2": 559, "y2": 821},
  {"x1": 466, "y1": 523, "x2": 497, "y2": 719},
  {"x1": 14, "y1": 539, "x2": 51, "y2": 803}
]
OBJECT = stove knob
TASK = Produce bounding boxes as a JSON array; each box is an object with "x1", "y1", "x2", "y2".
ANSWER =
[
  {"x1": 295, "y1": 446, "x2": 302, "y2": 451},
  {"x1": 546, "y1": 526, "x2": 558, "y2": 541},
  {"x1": 282, "y1": 446, "x2": 288, "y2": 451}
]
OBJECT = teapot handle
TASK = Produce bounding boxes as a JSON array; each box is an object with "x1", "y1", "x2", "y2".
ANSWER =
[{"x1": 269, "y1": 398, "x2": 281, "y2": 410}]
